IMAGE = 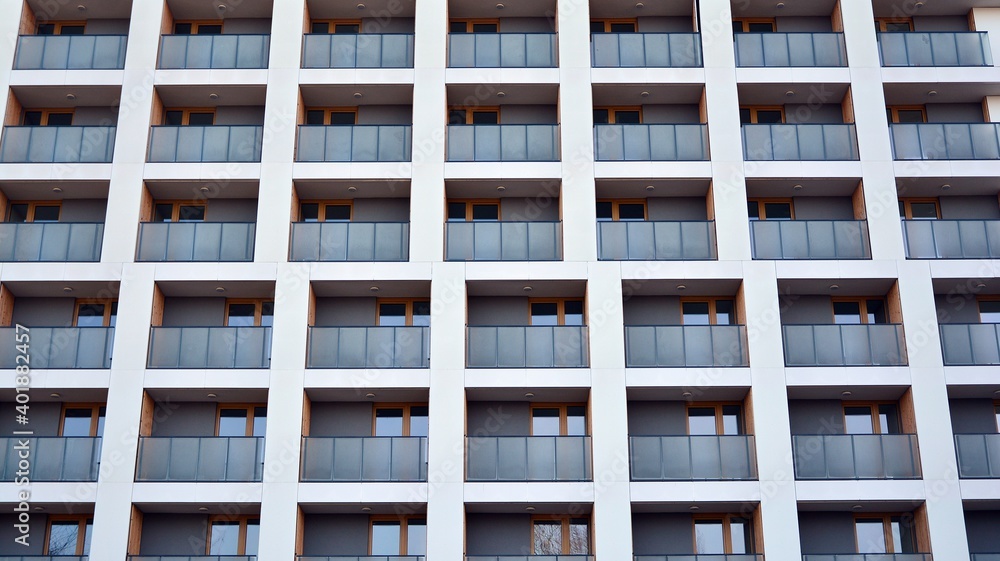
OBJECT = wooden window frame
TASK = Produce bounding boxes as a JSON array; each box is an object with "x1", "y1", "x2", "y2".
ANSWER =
[
  {"x1": 530, "y1": 514, "x2": 591, "y2": 555},
  {"x1": 299, "y1": 200, "x2": 353, "y2": 222},
  {"x1": 38, "y1": 21, "x2": 86, "y2": 35},
  {"x1": 447, "y1": 199, "x2": 501, "y2": 221},
  {"x1": 368, "y1": 515, "x2": 425, "y2": 555},
  {"x1": 831, "y1": 297, "x2": 888, "y2": 325},
  {"x1": 175, "y1": 21, "x2": 225, "y2": 34},
  {"x1": 733, "y1": 18, "x2": 776, "y2": 32},
  {"x1": 748, "y1": 198, "x2": 794, "y2": 220},
  {"x1": 376, "y1": 298, "x2": 430, "y2": 327},
  {"x1": 73, "y1": 299, "x2": 118, "y2": 327},
  {"x1": 876, "y1": 18, "x2": 914, "y2": 32},
  {"x1": 305, "y1": 107, "x2": 359, "y2": 125},
  {"x1": 215, "y1": 404, "x2": 267, "y2": 437},
  {"x1": 529, "y1": 403, "x2": 588, "y2": 436},
  {"x1": 206, "y1": 514, "x2": 259, "y2": 555},
  {"x1": 5, "y1": 200, "x2": 61, "y2": 223},
  {"x1": 448, "y1": 106, "x2": 501, "y2": 124},
  {"x1": 44, "y1": 514, "x2": 92, "y2": 556},
  {"x1": 740, "y1": 106, "x2": 785, "y2": 124},
  {"x1": 680, "y1": 297, "x2": 736, "y2": 326},
  {"x1": 887, "y1": 105, "x2": 927, "y2": 124},
  {"x1": 151, "y1": 200, "x2": 208, "y2": 222},
  {"x1": 853, "y1": 513, "x2": 913, "y2": 554},
  {"x1": 686, "y1": 402, "x2": 745, "y2": 436},
  {"x1": 449, "y1": 19, "x2": 501, "y2": 33},
  {"x1": 594, "y1": 106, "x2": 643, "y2": 124},
  {"x1": 372, "y1": 403, "x2": 429, "y2": 436},
  {"x1": 528, "y1": 298, "x2": 586, "y2": 326},
  {"x1": 691, "y1": 514, "x2": 755, "y2": 554},
  {"x1": 842, "y1": 402, "x2": 900, "y2": 435},
  {"x1": 590, "y1": 19, "x2": 637, "y2": 33},
  {"x1": 59, "y1": 403, "x2": 105, "y2": 437},
  {"x1": 596, "y1": 199, "x2": 648, "y2": 222},
  {"x1": 898, "y1": 198, "x2": 941, "y2": 220},
  {"x1": 311, "y1": 19, "x2": 362, "y2": 33},
  {"x1": 224, "y1": 299, "x2": 274, "y2": 327},
  {"x1": 163, "y1": 108, "x2": 216, "y2": 126},
  {"x1": 22, "y1": 109, "x2": 74, "y2": 126}
]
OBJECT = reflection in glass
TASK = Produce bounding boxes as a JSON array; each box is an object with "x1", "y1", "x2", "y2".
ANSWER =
[{"x1": 371, "y1": 521, "x2": 401, "y2": 555}]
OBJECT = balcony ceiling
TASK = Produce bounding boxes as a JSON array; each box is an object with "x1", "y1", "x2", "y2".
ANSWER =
[
  {"x1": 932, "y1": 277, "x2": 1000, "y2": 295},
  {"x1": 745, "y1": 179, "x2": 860, "y2": 198},
  {"x1": 884, "y1": 83, "x2": 1000, "y2": 105},
  {"x1": 738, "y1": 83, "x2": 849, "y2": 106},
  {"x1": 446, "y1": 84, "x2": 558, "y2": 106},
  {"x1": 0, "y1": 388, "x2": 107, "y2": 403},
  {"x1": 448, "y1": 0, "x2": 555, "y2": 19},
  {"x1": 309, "y1": 0, "x2": 415, "y2": 19},
  {"x1": 30, "y1": 0, "x2": 132, "y2": 19},
  {"x1": 465, "y1": 503, "x2": 593, "y2": 514},
  {"x1": 777, "y1": 278, "x2": 897, "y2": 296},
  {"x1": 592, "y1": 84, "x2": 703, "y2": 106},
  {"x1": 731, "y1": 0, "x2": 837, "y2": 18},
  {"x1": 311, "y1": 280, "x2": 431, "y2": 298},
  {"x1": 299, "y1": 504, "x2": 427, "y2": 514},
  {"x1": 145, "y1": 180, "x2": 260, "y2": 200},
  {"x1": 166, "y1": 0, "x2": 274, "y2": 20},
  {"x1": 134, "y1": 503, "x2": 262, "y2": 515},
  {"x1": 295, "y1": 179, "x2": 411, "y2": 199},
  {"x1": 306, "y1": 388, "x2": 429, "y2": 402},
  {"x1": 626, "y1": 386, "x2": 749, "y2": 402},
  {"x1": 300, "y1": 84, "x2": 413, "y2": 107},
  {"x1": 897, "y1": 176, "x2": 1000, "y2": 197},
  {"x1": 155, "y1": 85, "x2": 266, "y2": 107},
  {"x1": 2, "y1": 280, "x2": 120, "y2": 298},
  {"x1": 12, "y1": 85, "x2": 121, "y2": 109},
  {"x1": 872, "y1": 0, "x2": 1000, "y2": 17},
  {"x1": 0, "y1": 180, "x2": 109, "y2": 200},
  {"x1": 145, "y1": 388, "x2": 268, "y2": 402},
  {"x1": 466, "y1": 279, "x2": 586, "y2": 297},
  {"x1": 591, "y1": 0, "x2": 691, "y2": 19},
  {"x1": 156, "y1": 281, "x2": 275, "y2": 298},
  {"x1": 447, "y1": 179, "x2": 559, "y2": 199},
  {"x1": 631, "y1": 501, "x2": 756, "y2": 513},
  {"x1": 797, "y1": 501, "x2": 923, "y2": 512},
  {"x1": 595, "y1": 179, "x2": 710, "y2": 198},
  {"x1": 466, "y1": 388, "x2": 590, "y2": 401},
  {"x1": 786, "y1": 386, "x2": 909, "y2": 401},
  {"x1": 621, "y1": 278, "x2": 742, "y2": 297}
]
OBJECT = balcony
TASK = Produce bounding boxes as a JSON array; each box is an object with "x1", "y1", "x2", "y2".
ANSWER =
[
  {"x1": 130, "y1": 557, "x2": 256, "y2": 561},
  {"x1": 301, "y1": 436, "x2": 427, "y2": 481},
  {"x1": 591, "y1": 32, "x2": 702, "y2": 67},
  {"x1": 792, "y1": 434, "x2": 921, "y2": 479},
  {"x1": 296, "y1": 125, "x2": 412, "y2": 162},
  {"x1": 939, "y1": 324, "x2": 1000, "y2": 366},
  {"x1": 146, "y1": 326, "x2": 271, "y2": 369},
  {"x1": 597, "y1": 221, "x2": 716, "y2": 260},
  {"x1": 0, "y1": 126, "x2": 115, "y2": 163},
  {"x1": 879, "y1": 31, "x2": 992, "y2": 67},
  {"x1": 890, "y1": 123, "x2": 1000, "y2": 160},
  {"x1": 446, "y1": 125, "x2": 559, "y2": 162},
  {"x1": 630, "y1": 435, "x2": 757, "y2": 480},
  {"x1": 467, "y1": 558, "x2": 593, "y2": 561},
  {"x1": 14, "y1": 34, "x2": 127, "y2": 69},
  {"x1": 448, "y1": 33, "x2": 556, "y2": 67},
  {"x1": 955, "y1": 434, "x2": 1000, "y2": 478},
  {"x1": 2, "y1": 557, "x2": 91, "y2": 561},
  {"x1": 290, "y1": 222, "x2": 409, "y2": 261},
  {"x1": 299, "y1": 558, "x2": 423, "y2": 561},
  {"x1": 973, "y1": 557, "x2": 1000, "y2": 561},
  {"x1": 635, "y1": 557, "x2": 762, "y2": 561},
  {"x1": 302, "y1": 33, "x2": 414, "y2": 68},
  {"x1": 467, "y1": 436, "x2": 592, "y2": 481},
  {"x1": 136, "y1": 436, "x2": 264, "y2": 481},
  {"x1": 0, "y1": 437, "x2": 100, "y2": 481},
  {"x1": 0, "y1": 222, "x2": 103, "y2": 262},
  {"x1": 466, "y1": 326, "x2": 589, "y2": 368},
  {"x1": 782, "y1": 324, "x2": 907, "y2": 366},
  {"x1": 136, "y1": 222, "x2": 255, "y2": 262},
  {"x1": 742, "y1": 124, "x2": 859, "y2": 160},
  {"x1": 306, "y1": 326, "x2": 430, "y2": 368},
  {"x1": 735, "y1": 32, "x2": 847, "y2": 67},
  {"x1": 903, "y1": 219, "x2": 1000, "y2": 259},
  {"x1": 625, "y1": 325, "x2": 749, "y2": 367},
  {"x1": 158, "y1": 34, "x2": 270, "y2": 69},
  {"x1": 0, "y1": 326, "x2": 113, "y2": 369},
  {"x1": 148, "y1": 125, "x2": 263, "y2": 163},
  {"x1": 750, "y1": 220, "x2": 871, "y2": 260},
  {"x1": 594, "y1": 124, "x2": 709, "y2": 161},
  {"x1": 445, "y1": 221, "x2": 561, "y2": 261},
  {"x1": 802, "y1": 556, "x2": 931, "y2": 561}
]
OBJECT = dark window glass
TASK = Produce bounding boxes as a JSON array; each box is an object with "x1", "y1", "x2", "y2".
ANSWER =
[
  {"x1": 472, "y1": 23, "x2": 498, "y2": 33},
  {"x1": 375, "y1": 408, "x2": 404, "y2": 436},
  {"x1": 23, "y1": 111, "x2": 43, "y2": 126},
  {"x1": 716, "y1": 300, "x2": 736, "y2": 325},
  {"x1": 164, "y1": 111, "x2": 184, "y2": 126},
  {"x1": 174, "y1": 23, "x2": 193, "y2": 34},
  {"x1": 610, "y1": 22, "x2": 636, "y2": 32},
  {"x1": 866, "y1": 299, "x2": 887, "y2": 324},
  {"x1": 730, "y1": 517, "x2": 752, "y2": 554},
  {"x1": 981, "y1": 301, "x2": 1000, "y2": 323},
  {"x1": 531, "y1": 408, "x2": 560, "y2": 435},
  {"x1": 763, "y1": 202, "x2": 792, "y2": 220},
  {"x1": 471, "y1": 111, "x2": 499, "y2": 125},
  {"x1": 187, "y1": 112, "x2": 214, "y2": 126},
  {"x1": 596, "y1": 201, "x2": 613, "y2": 221},
  {"x1": 410, "y1": 406, "x2": 429, "y2": 437},
  {"x1": 335, "y1": 24, "x2": 360, "y2": 33},
  {"x1": 566, "y1": 406, "x2": 586, "y2": 435},
  {"x1": 412, "y1": 301, "x2": 431, "y2": 327},
  {"x1": 177, "y1": 205, "x2": 205, "y2": 222},
  {"x1": 593, "y1": 109, "x2": 610, "y2": 124},
  {"x1": 722, "y1": 405, "x2": 742, "y2": 435},
  {"x1": 47, "y1": 521, "x2": 81, "y2": 555},
  {"x1": 218, "y1": 409, "x2": 249, "y2": 437},
  {"x1": 683, "y1": 302, "x2": 711, "y2": 325},
  {"x1": 197, "y1": 25, "x2": 223, "y2": 35},
  {"x1": 227, "y1": 304, "x2": 257, "y2": 327},
  {"x1": 617, "y1": 203, "x2": 645, "y2": 221},
  {"x1": 108, "y1": 303, "x2": 117, "y2": 328},
  {"x1": 76, "y1": 304, "x2": 106, "y2": 327},
  {"x1": 844, "y1": 406, "x2": 875, "y2": 435},
  {"x1": 756, "y1": 110, "x2": 783, "y2": 124},
  {"x1": 447, "y1": 202, "x2": 467, "y2": 221},
  {"x1": 325, "y1": 204, "x2": 351, "y2": 221},
  {"x1": 688, "y1": 407, "x2": 717, "y2": 435},
  {"x1": 732, "y1": 21, "x2": 743, "y2": 34},
  {"x1": 739, "y1": 108, "x2": 752, "y2": 124},
  {"x1": 833, "y1": 301, "x2": 863, "y2": 325},
  {"x1": 259, "y1": 303, "x2": 274, "y2": 328},
  {"x1": 37, "y1": 24, "x2": 56, "y2": 35},
  {"x1": 60, "y1": 25, "x2": 85, "y2": 35},
  {"x1": 329, "y1": 112, "x2": 356, "y2": 125},
  {"x1": 153, "y1": 204, "x2": 174, "y2": 222},
  {"x1": 884, "y1": 22, "x2": 912, "y2": 32},
  {"x1": 615, "y1": 110, "x2": 641, "y2": 124},
  {"x1": 878, "y1": 404, "x2": 900, "y2": 434},
  {"x1": 898, "y1": 200, "x2": 905, "y2": 217},
  {"x1": 448, "y1": 110, "x2": 468, "y2": 125},
  {"x1": 379, "y1": 303, "x2": 407, "y2": 326},
  {"x1": 300, "y1": 203, "x2": 320, "y2": 222},
  {"x1": 62, "y1": 409, "x2": 95, "y2": 437},
  {"x1": 311, "y1": 22, "x2": 329, "y2": 33},
  {"x1": 747, "y1": 201, "x2": 760, "y2": 220},
  {"x1": 748, "y1": 22, "x2": 774, "y2": 32},
  {"x1": 909, "y1": 202, "x2": 938, "y2": 220},
  {"x1": 471, "y1": 204, "x2": 499, "y2": 221},
  {"x1": 46, "y1": 113, "x2": 73, "y2": 126},
  {"x1": 895, "y1": 110, "x2": 925, "y2": 123},
  {"x1": 590, "y1": 21, "x2": 606, "y2": 33},
  {"x1": 531, "y1": 302, "x2": 559, "y2": 326},
  {"x1": 7, "y1": 204, "x2": 29, "y2": 223},
  {"x1": 32, "y1": 205, "x2": 60, "y2": 222},
  {"x1": 306, "y1": 110, "x2": 326, "y2": 125},
  {"x1": 450, "y1": 21, "x2": 469, "y2": 33},
  {"x1": 564, "y1": 300, "x2": 584, "y2": 326}
]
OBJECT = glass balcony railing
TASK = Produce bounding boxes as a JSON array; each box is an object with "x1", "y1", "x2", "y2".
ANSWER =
[
  {"x1": 0, "y1": 126, "x2": 115, "y2": 163},
  {"x1": 939, "y1": 324, "x2": 1000, "y2": 366},
  {"x1": 148, "y1": 125, "x2": 263, "y2": 163},
  {"x1": 147, "y1": 326, "x2": 271, "y2": 369},
  {"x1": 890, "y1": 123, "x2": 1000, "y2": 160},
  {"x1": 130, "y1": 557, "x2": 256, "y2": 561},
  {"x1": 0, "y1": 437, "x2": 101, "y2": 481},
  {"x1": 306, "y1": 326, "x2": 430, "y2": 369},
  {"x1": 591, "y1": 32, "x2": 702, "y2": 67},
  {"x1": 903, "y1": 219, "x2": 1000, "y2": 259},
  {"x1": 290, "y1": 222, "x2": 409, "y2": 262},
  {"x1": 735, "y1": 32, "x2": 847, "y2": 67},
  {"x1": 158, "y1": 34, "x2": 270, "y2": 69},
  {"x1": 597, "y1": 221, "x2": 717, "y2": 260},
  {"x1": 750, "y1": 220, "x2": 871, "y2": 260},
  {"x1": 467, "y1": 436, "x2": 592, "y2": 481},
  {"x1": 594, "y1": 124, "x2": 709, "y2": 161},
  {"x1": 302, "y1": 33, "x2": 414, "y2": 68},
  {"x1": 467, "y1": 558, "x2": 593, "y2": 561},
  {"x1": 136, "y1": 222, "x2": 255, "y2": 262},
  {"x1": 782, "y1": 324, "x2": 908, "y2": 366},
  {"x1": 636, "y1": 556, "x2": 763, "y2": 561},
  {"x1": 742, "y1": 124, "x2": 859, "y2": 161},
  {"x1": 449, "y1": 33, "x2": 556, "y2": 67},
  {"x1": 136, "y1": 436, "x2": 264, "y2": 482},
  {"x1": 1, "y1": 557, "x2": 91, "y2": 561},
  {"x1": 296, "y1": 125, "x2": 412, "y2": 162},
  {"x1": 299, "y1": 558, "x2": 424, "y2": 561},
  {"x1": 625, "y1": 325, "x2": 749, "y2": 367},
  {"x1": 792, "y1": 434, "x2": 921, "y2": 479},
  {"x1": 972, "y1": 557, "x2": 1000, "y2": 561},
  {"x1": 879, "y1": 31, "x2": 992, "y2": 66},
  {"x1": 447, "y1": 125, "x2": 559, "y2": 162},
  {"x1": 466, "y1": 326, "x2": 589, "y2": 368},
  {"x1": 802, "y1": 555, "x2": 931, "y2": 561},
  {"x1": 0, "y1": 326, "x2": 113, "y2": 369},
  {"x1": 955, "y1": 434, "x2": 1000, "y2": 478},
  {"x1": 301, "y1": 436, "x2": 427, "y2": 481},
  {"x1": 445, "y1": 222, "x2": 561, "y2": 261},
  {"x1": 630, "y1": 435, "x2": 757, "y2": 481},
  {"x1": 0, "y1": 222, "x2": 103, "y2": 262},
  {"x1": 14, "y1": 34, "x2": 126, "y2": 69}
]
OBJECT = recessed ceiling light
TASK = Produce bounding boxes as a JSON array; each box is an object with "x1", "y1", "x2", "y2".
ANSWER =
[
  {"x1": 927, "y1": 90, "x2": 937, "y2": 97},
  {"x1": 523, "y1": 286, "x2": 532, "y2": 292},
  {"x1": 353, "y1": 92, "x2": 363, "y2": 99},
  {"x1": 776, "y1": 2, "x2": 785, "y2": 8},
  {"x1": 365, "y1": 392, "x2": 376, "y2": 399},
  {"x1": 209, "y1": 93, "x2": 219, "y2": 100},
  {"x1": 198, "y1": 506, "x2": 209, "y2": 511},
  {"x1": 62, "y1": 287, "x2": 73, "y2": 293},
  {"x1": 215, "y1": 287, "x2": 226, "y2": 293},
  {"x1": 852, "y1": 504, "x2": 863, "y2": 511},
  {"x1": 841, "y1": 391, "x2": 852, "y2": 398},
  {"x1": 52, "y1": 186, "x2": 63, "y2": 193},
  {"x1": 66, "y1": 93, "x2": 76, "y2": 101},
  {"x1": 681, "y1": 391, "x2": 693, "y2": 399},
  {"x1": 200, "y1": 186, "x2": 210, "y2": 192},
  {"x1": 640, "y1": 91, "x2": 650, "y2": 98},
  {"x1": 356, "y1": 3, "x2": 366, "y2": 8},
  {"x1": 207, "y1": 393, "x2": 218, "y2": 399},
  {"x1": 993, "y1": 389, "x2": 1000, "y2": 396},
  {"x1": 496, "y1": 185, "x2": 506, "y2": 192},
  {"x1": 370, "y1": 286, "x2": 380, "y2": 292},
  {"x1": 645, "y1": 185, "x2": 655, "y2": 191},
  {"x1": 976, "y1": 282, "x2": 988, "y2": 289},
  {"x1": 941, "y1": 184, "x2": 951, "y2": 191},
  {"x1": 76, "y1": 4, "x2": 86, "y2": 11},
  {"x1": 361, "y1": 506, "x2": 372, "y2": 512},
  {"x1": 217, "y1": 4, "x2": 227, "y2": 11},
  {"x1": 635, "y1": 2, "x2": 644, "y2": 7},
  {"x1": 49, "y1": 393, "x2": 61, "y2": 399},
  {"x1": 785, "y1": 90, "x2": 795, "y2": 97},
  {"x1": 33, "y1": 506, "x2": 44, "y2": 511},
  {"x1": 793, "y1": 184, "x2": 803, "y2": 191},
  {"x1": 525, "y1": 392, "x2": 535, "y2": 399},
  {"x1": 496, "y1": 3, "x2": 505, "y2": 8},
  {"x1": 676, "y1": 284, "x2": 687, "y2": 290},
  {"x1": 348, "y1": 186, "x2": 358, "y2": 192},
  {"x1": 496, "y1": 91, "x2": 506, "y2": 98},
  {"x1": 915, "y1": 1, "x2": 924, "y2": 7},
  {"x1": 829, "y1": 284, "x2": 840, "y2": 290},
  {"x1": 525, "y1": 506, "x2": 535, "y2": 512},
  {"x1": 689, "y1": 505, "x2": 700, "y2": 511}
]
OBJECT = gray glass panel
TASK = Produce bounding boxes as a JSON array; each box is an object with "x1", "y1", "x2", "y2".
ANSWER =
[
  {"x1": 630, "y1": 436, "x2": 756, "y2": 480},
  {"x1": 0, "y1": 327, "x2": 113, "y2": 369},
  {"x1": 783, "y1": 324, "x2": 906, "y2": 366},
  {"x1": 0, "y1": 437, "x2": 100, "y2": 481},
  {"x1": 467, "y1": 436, "x2": 591, "y2": 481},
  {"x1": 0, "y1": 223, "x2": 103, "y2": 262},
  {"x1": 147, "y1": 126, "x2": 262, "y2": 162},
  {"x1": 742, "y1": 124, "x2": 859, "y2": 160},
  {"x1": 591, "y1": 32, "x2": 701, "y2": 67},
  {"x1": 147, "y1": 327, "x2": 271, "y2": 368},
  {"x1": 793, "y1": 434, "x2": 921, "y2": 479},
  {"x1": 594, "y1": 124, "x2": 709, "y2": 161},
  {"x1": 136, "y1": 437, "x2": 263, "y2": 481},
  {"x1": 296, "y1": 125, "x2": 411, "y2": 162},
  {"x1": 159, "y1": 34, "x2": 269, "y2": 68},
  {"x1": 880, "y1": 31, "x2": 992, "y2": 66},
  {"x1": 0, "y1": 126, "x2": 115, "y2": 163},
  {"x1": 306, "y1": 327, "x2": 429, "y2": 368},
  {"x1": 14, "y1": 34, "x2": 127, "y2": 69}
]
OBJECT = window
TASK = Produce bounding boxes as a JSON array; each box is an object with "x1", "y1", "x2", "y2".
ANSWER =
[
  {"x1": 208, "y1": 515, "x2": 259, "y2": 555},
  {"x1": 687, "y1": 404, "x2": 743, "y2": 436},
  {"x1": 887, "y1": 106, "x2": 927, "y2": 123},
  {"x1": 152, "y1": 201, "x2": 206, "y2": 222},
  {"x1": 305, "y1": 108, "x2": 358, "y2": 125},
  {"x1": 225, "y1": 300, "x2": 274, "y2": 327},
  {"x1": 300, "y1": 201, "x2": 352, "y2": 222},
  {"x1": 854, "y1": 515, "x2": 917, "y2": 553},
  {"x1": 682, "y1": 299, "x2": 737, "y2": 326},
  {"x1": 995, "y1": 403, "x2": 1000, "y2": 431},
  {"x1": 447, "y1": 200, "x2": 500, "y2": 222},
  {"x1": 898, "y1": 199, "x2": 940, "y2": 220},
  {"x1": 747, "y1": 199, "x2": 793, "y2": 221},
  {"x1": 6, "y1": 201, "x2": 60, "y2": 223},
  {"x1": 163, "y1": 109, "x2": 215, "y2": 126},
  {"x1": 74, "y1": 300, "x2": 118, "y2": 327},
  {"x1": 377, "y1": 299, "x2": 430, "y2": 327},
  {"x1": 739, "y1": 106, "x2": 784, "y2": 125},
  {"x1": 532, "y1": 516, "x2": 590, "y2": 554},
  {"x1": 45, "y1": 516, "x2": 92, "y2": 555},
  {"x1": 843, "y1": 403, "x2": 901, "y2": 435},
  {"x1": 876, "y1": 18, "x2": 914, "y2": 32},
  {"x1": 832, "y1": 298, "x2": 888, "y2": 325},
  {"x1": 311, "y1": 20, "x2": 361, "y2": 34},
  {"x1": 593, "y1": 107, "x2": 642, "y2": 124},
  {"x1": 530, "y1": 299, "x2": 584, "y2": 326},
  {"x1": 596, "y1": 200, "x2": 646, "y2": 222},
  {"x1": 449, "y1": 20, "x2": 499, "y2": 33},
  {"x1": 374, "y1": 405, "x2": 429, "y2": 437},
  {"x1": 22, "y1": 110, "x2": 73, "y2": 126},
  {"x1": 370, "y1": 516, "x2": 426, "y2": 555},
  {"x1": 694, "y1": 515, "x2": 754, "y2": 554},
  {"x1": 531, "y1": 405, "x2": 586, "y2": 436},
  {"x1": 448, "y1": 107, "x2": 500, "y2": 125},
  {"x1": 217, "y1": 405, "x2": 267, "y2": 437},
  {"x1": 37, "y1": 22, "x2": 85, "y2": 35},
  {"x1": 591, "y1": 19, "x2": 637, "y2": 33},
  {"x1": 980, "y1": 299, "x2": 1000, "y2": 324},
  {"x1": 733, "y1": 18, "x2": 776, "y2": 33},
  {"x1": 60, "y1": 404, "x2": 105, "y2": 437},
  {"x1": 175, "y1": 21, "x2": 224, "y2": 35}
]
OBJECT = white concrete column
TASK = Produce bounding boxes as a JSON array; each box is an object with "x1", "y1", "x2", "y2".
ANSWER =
[
  {"x1": 970, "y1": 8, "x2": 1000, "y2": 70},
  {"x1": 0, "y1": 0, "x2": 25, "y2": 110}
]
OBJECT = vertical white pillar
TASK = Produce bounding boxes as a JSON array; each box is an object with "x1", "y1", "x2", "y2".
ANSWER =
[{"x1": 970, "y1": 8, "x2": 1000, "y2": 69}]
